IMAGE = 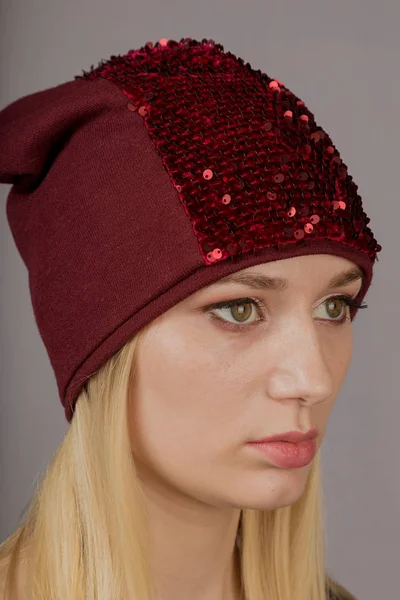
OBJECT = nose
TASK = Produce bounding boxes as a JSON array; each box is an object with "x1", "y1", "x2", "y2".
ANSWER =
[{"x1": 265, "y1": 316, "x2": 334, "y2": 406}]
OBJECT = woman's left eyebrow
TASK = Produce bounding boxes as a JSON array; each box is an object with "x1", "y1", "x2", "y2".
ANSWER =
[
  {"x1": 206, "y1": 267, "x2": 363, "y2": 292},
  {"x1": 326, "y1": 267, "x2": 364, "y2": 289}
]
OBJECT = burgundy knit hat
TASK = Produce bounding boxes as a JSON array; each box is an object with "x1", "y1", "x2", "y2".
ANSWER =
[{"x1": 0, "y1": 37, "x2": 381, "y2": 422}]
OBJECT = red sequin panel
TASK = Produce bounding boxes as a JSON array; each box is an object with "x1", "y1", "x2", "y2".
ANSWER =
[{"x1": 75, "y1": 38, "x2": 381, "y2": 265}]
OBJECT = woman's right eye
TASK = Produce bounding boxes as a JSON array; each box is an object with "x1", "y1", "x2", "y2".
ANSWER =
[{"x1": 204, "y1": 297, "x2": 265, "y2": 329}]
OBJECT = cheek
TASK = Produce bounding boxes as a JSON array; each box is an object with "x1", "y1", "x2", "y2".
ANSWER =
[
  {"x1": 127, "y1": 325, "x2": 245, "y2": 474},
  {"x1": 127, "y1": 324, "x2": 262, "y2": 504}
]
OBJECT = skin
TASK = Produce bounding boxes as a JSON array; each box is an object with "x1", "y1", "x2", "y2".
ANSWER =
[{"x1": 128, "y1": 253, "x2": 364, "y2": 600}]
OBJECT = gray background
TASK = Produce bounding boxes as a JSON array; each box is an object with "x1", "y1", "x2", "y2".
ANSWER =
[{"x1": 0, "y1": 1, "x2": 398, "y2": 598}]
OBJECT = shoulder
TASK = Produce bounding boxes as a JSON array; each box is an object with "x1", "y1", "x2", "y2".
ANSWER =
[
  {"x1": 327, "y1": 578, "x2": 357, "y2": 600},
  {"x1": 328, "y1": 592, "x2": 357, "y2": 600}
]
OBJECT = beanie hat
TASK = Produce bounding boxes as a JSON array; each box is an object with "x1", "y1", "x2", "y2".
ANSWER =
[{"x1": 0, "y1": 37, "x2": 381, "y2": 422}]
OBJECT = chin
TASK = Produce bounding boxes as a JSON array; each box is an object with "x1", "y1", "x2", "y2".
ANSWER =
[{"x1": 229, "y1": 466, "x2": 311, "y2": 510}]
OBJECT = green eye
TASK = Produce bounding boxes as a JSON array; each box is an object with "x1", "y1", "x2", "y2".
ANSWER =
[
  {"x1": 313, "y1": 297, "x2": 349, "y2": 322},
  {"x1": 205, "y1": 297, "x2": 264, "y2": 328},
  {"x1": 214, "y1": 299, "x2": 260, "y2": 324},
  {"x1": 317, "y1": 294, "x2": 367, "y2": 324}
]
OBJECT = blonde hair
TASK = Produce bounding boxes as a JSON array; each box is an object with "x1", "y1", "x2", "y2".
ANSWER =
[{"x1": 0, "y1": 329, "x2": 355, "y2": 600}]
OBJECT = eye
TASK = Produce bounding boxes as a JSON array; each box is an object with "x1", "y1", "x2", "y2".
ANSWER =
[
  {"x1": 205, "y1": 297, "x2": 264, "y2": 328},
  {"x1": 313, "y1": 295, "x2": 361, "y2": 323}
]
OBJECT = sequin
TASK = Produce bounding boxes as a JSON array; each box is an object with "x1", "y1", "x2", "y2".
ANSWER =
[
  {"x1": 176, "y1": 185, "x2": 182, "y2": 192},
  {"x1": 138, "y1": 105, "x2": 148, "y2": 116},
  {"x1": 299, "y1": 171, "x2": 309, "y2": 181},
  {"x1": 284, "y1": 110, "x2": 293, "y2": 118},
  {"x1": 304, "y1": 223, "x2": 314, "y2": 234},
  {"x1": 299, "y1": 144, "x2": 312, "y2": 157},
  {"x1": 222, "y1": 193, "x2": 231, "y2": 204},
  {"x1": 159, "y1": 38, "x2": 169, "y2": 46},
  {"x1": 203, "y1": 169, "x2": 213, "y2": 180},
  {"x1": 145, "y1": 41, "x2": 154, "y2": 48},
  {"x1": 299, "y1": 206, "x2": 309, "y2": 216},
  {"x1": 76, "y1": 38, "x2": 381, "y2": 268},
  {"x1": 310, "y1": 214, "x2": 320, "y2": 224},
  {"x1": 127, "y1": 102, "x2": 137, "y2": 111},
  {"x1": 287, "y1": 207, "x2": 296, "y2": 217},
  {"x1": 212, "y1": 248, "x2": 222, "y2": 259},
  {"x1": 339, "y1": 201, "x2": 346, "y2": 210}
]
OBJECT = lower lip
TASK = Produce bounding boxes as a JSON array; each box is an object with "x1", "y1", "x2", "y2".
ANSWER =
[{"x1": 246, "y1": 440, "x2": 317, "y2": 468}]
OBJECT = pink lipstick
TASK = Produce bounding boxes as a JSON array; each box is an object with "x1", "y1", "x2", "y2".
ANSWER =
[{"x1": 246, "y1": 428, "x2": 318, "y2": 469}]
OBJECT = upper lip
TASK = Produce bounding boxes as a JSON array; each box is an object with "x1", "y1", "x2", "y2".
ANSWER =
[{"x1": 248, "y1": 428, "x2": 319, "y2": 444}]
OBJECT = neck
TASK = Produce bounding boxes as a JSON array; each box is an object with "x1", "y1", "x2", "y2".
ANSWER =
[{"x1": 141, "y1": 478, "x2": 243, "y2": 600}]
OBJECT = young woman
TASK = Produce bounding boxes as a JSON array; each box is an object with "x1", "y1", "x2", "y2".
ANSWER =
[{"x1": 0, "y1": 37, "x2": 381, "y2": 600}]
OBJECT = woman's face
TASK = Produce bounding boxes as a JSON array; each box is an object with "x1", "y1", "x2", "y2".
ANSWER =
[{"x1": 128, "y1": 254, "x2": 363, "y2": 510}]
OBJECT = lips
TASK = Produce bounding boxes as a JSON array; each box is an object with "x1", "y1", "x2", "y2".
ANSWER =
[
  {"x1": 247, "y1": 438, "x2": 317, "y2": 468},
  {"x1": 250, "y1": 428, "x2": 318, "y2": 444}
]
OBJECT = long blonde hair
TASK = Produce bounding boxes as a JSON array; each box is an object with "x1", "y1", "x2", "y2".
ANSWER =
[{"x1": 0, "y1": 328, "x2": 354, "y2": 600}]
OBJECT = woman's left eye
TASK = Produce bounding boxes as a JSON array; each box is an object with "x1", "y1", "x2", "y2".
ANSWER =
[
  {"x1": 316, "y1": 296, "x2": 350, "y2": 323},
  {"x1": 205, "y1": 294, "x2": 366, "y2": 329}
]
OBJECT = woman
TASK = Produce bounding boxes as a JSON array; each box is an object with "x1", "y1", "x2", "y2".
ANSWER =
[{"x1": 0, "y1": 37, "x2": 381, "y2": 600}]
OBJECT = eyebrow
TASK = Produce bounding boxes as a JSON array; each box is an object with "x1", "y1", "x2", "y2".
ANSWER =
[{"x1": 209, "y1": 267, "x2": 364, "y2": 292}]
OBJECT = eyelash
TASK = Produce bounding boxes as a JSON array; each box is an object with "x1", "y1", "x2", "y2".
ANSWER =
[{"x1": 204, "y1": 295, "x2": 367, "y2": 332}]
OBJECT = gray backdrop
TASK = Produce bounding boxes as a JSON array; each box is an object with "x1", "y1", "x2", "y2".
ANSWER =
[{"x1": 0, "y1": 1, "x2": 398, "y2": 598}]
